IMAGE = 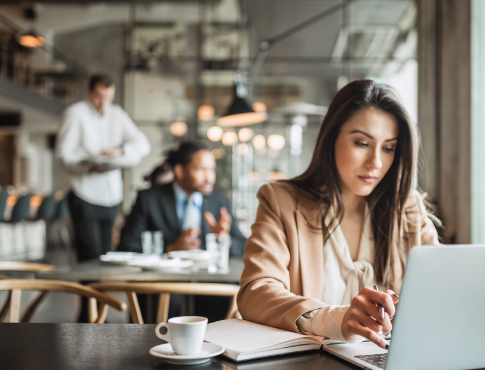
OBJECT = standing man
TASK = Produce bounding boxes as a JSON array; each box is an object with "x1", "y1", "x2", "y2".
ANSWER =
[
  {"x1": 118, "y1": 140, "x2": 246, "y2": 257},
  {"x1": 56, "y1": 73, "x2": 150, "y2": 262}
]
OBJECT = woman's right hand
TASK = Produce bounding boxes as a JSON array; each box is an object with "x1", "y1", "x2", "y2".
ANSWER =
[{"x1": 341, "y1": 287, "x2": 399, "y2": 349}]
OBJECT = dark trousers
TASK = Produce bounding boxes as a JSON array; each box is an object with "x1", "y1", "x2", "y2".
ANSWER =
[
  {"x1": 67, "y1": 191, "x2": 119, "y2": 262},
  {"x1": 67, "y1": 191, "x2": 119, "y2": 323}
]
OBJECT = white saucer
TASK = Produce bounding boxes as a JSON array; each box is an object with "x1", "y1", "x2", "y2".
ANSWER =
[{"x1": 149, "y1": 342, "x2": 224, "y2": 365}]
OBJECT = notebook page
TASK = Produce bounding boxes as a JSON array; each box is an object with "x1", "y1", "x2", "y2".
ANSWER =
[{"x1": 204, "y1": 319, "x2": 322, "y2": 354}]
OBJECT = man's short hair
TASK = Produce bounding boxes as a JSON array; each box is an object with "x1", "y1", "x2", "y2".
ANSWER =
[
  {"x1": 165, "y1": 140, "x2": 210, "y2": 167},
  {"x1": 88, "y1": 73, "x2": 114, "y2": 91}
]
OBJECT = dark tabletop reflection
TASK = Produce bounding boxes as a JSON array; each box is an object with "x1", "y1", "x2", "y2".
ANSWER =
[
  {"x1": 0, "y1": 324, "x2": 360, "y2": 370},
  {"x1": 213, "y1": 350, "x2": 360, "y2": 370},
  {"x1": 153, "y1": 360, "x2": 224, "y2": 370}
]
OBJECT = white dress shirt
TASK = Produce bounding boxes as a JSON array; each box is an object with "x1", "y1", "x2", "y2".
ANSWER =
[
  {"x1": 297, "y1": 204, "x2": 378, "y2": 342},
  {"x1": 56, "y1": 101, "x2": 150, "y2": 207}
]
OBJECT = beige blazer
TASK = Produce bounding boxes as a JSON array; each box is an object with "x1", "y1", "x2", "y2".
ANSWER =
[{"x1": 237, "y1": 182, "x2": 440, "y2": 333}]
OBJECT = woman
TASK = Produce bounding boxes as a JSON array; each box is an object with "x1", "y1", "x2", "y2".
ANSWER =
[{"x1": 237, "y1": 79, "x2": 440, "y2": 349}]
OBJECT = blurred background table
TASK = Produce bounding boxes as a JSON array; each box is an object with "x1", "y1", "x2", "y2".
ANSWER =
[
  {"x1": 36, "y1": 258, "x2": 244, "y2": 283},
  {"x1": 36, "y1": 258, "x2": 245, "y2": 322},
  {"x1": 0, "y1": 323, "x2": 359, "y2": 370}
]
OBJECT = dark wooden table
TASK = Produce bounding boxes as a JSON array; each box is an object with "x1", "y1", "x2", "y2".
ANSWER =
[
  {"x1": 36, "y1": 258, "x2": 244, "y2": 283},
  {"x1": 0, "y1": 323, "x2": 358, "y2": 370}
]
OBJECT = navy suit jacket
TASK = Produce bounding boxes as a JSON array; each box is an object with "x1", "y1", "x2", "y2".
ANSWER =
[{"x1": 118, "y1": 183, "x2": 246, "y2": 257}]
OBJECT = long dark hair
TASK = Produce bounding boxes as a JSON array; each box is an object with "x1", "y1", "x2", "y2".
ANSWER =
[{"x1": 288, "y1": 79, "x2": 417, "y2": 288}]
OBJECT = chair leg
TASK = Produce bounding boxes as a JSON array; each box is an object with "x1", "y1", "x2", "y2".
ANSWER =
[
  {"x1": 9, "y1": 289, "x2": 21, "y2": 323},
  {"x1": 88, "y1": 297, "x2": 98, "y2": 323},
  {"x1": 157, "y1": 293, "x2": 170, "y2": 324},
  {"x1": 95, "y1": 303, "x2": 109, "y2": 324},
  {"x1": 21, "y1": 290, "x2": 48, "y2": 323},
  {"x1": 0, "y1": 291, "x2": 12, "y2": 322},
  {"x1": 225, "y1": 295, "x2": 238, "y2": 320},
  {"x1": 126, "y1": 291, "x2": 143, "y2": 324}
]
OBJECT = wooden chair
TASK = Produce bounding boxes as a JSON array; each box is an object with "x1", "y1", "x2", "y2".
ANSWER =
[
  {"x1": 0, "y1": 279, "x2": 127, "y2": 323},
  {"x1": 89, "y1": 282, "x2": 241, "y2": 324},
  {"x1": 0, "y1": 261, "x2": 54, "y2": 272},
  {"x1": 0, "y1": 261, "x2": 55, "y2": 322}
]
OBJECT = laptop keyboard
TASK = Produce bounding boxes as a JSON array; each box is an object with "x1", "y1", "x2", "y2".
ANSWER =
[{"x1": 354, "y1": 353, "x2": 388, "y2": 369}]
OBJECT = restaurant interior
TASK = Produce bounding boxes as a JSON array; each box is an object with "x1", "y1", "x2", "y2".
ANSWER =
[{"x1": 0, "y1": 0, "x2": 484, "y2": 368}]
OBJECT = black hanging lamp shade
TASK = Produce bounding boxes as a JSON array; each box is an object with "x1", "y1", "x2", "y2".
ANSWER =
[{"x1": 217, "y1": 85, "x2": 266, "y2": 127}]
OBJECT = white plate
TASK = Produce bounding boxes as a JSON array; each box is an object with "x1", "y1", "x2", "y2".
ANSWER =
[
  {"x1": 167, "y1": 250, "x2": 211, "y2": 268},
  {"x1": 149, "y1": 342, "x2": 224, "y2": 365},
  {"x1": 99, "y1": 252, "x2": 143, "y2": 264},
  {"x1": 168, "y1": 250, "x2": 211, "y2": 261},
  {"x1": 128, "y1": 256, "x2": 194, "y2": 271}
]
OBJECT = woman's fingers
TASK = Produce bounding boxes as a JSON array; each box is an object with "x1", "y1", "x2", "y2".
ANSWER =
[
  {"x1": 361, "y1": 287, "x2": 396, "y2": 319},
  {"x1": 385, "y1": 289, "x2": 400, "y2": 304},
  {"x1": 356, "y1": 326, "x2": 389, "y2": 349},
  {"x1": 342, "y1": 287, "x2": 399, "y2": 346},
  {"x1": 348, "y1": 306, "x2": 383, "y2": 333},
  {"x1": 342, "y1": 314, "x2": 388, "y2": 349},
  {"x1": 351, "y1": 292, "x2": 394, "y2": 324}
]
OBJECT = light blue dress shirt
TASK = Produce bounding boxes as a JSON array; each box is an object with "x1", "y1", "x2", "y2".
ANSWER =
[{"x1": 173, "y1": 182, "x2": 203, "y2": 229}]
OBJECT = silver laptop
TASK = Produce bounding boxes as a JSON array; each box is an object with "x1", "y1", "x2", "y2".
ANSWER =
[{"x1": 322, "y1": 245, "x2": 485, "y2": 370}]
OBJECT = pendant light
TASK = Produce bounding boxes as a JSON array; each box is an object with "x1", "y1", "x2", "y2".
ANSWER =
[
  {"x1": 18, "y1": 6, "x2": 45, "y2": 48},
  {"x1": 19, "y1": 30, "x2": 45, "y2": 48},
  {"x1": 217, "y1": 80, "x2": 266, "y2": 127}
]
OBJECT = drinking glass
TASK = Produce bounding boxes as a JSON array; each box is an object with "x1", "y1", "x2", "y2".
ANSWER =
[
  {"x1": 206, "y1": 233, "x2": 230, "y2": 273},
  {"x1": 141, "y1": 230, "x2": 164, "y2": 256}
]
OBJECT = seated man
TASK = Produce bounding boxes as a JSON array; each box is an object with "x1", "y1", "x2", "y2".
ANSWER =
[{"x1": 118, "y1": 140, "x2": 246, "y2": 257}]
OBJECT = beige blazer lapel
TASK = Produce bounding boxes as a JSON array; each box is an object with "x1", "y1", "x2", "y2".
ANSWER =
[{"x1": 296, "y1": 206, "x2": 324, "y2": 300}]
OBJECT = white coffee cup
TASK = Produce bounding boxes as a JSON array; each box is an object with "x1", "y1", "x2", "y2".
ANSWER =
[{"x1": 155, "y1": 316, "x2": 208, "y2": 356}]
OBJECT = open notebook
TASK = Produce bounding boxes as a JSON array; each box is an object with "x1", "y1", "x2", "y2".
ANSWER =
[{"x1": 204, "y1": 319, "x2": 340, "y2": 362}]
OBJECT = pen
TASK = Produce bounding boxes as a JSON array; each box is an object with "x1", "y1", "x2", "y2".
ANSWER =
[{"x1": 373, "y1": 285, "x2": 385, "y2": 319}]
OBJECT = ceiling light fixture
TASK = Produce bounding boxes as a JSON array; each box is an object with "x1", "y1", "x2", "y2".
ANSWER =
[
  {"x1": 170, "y1": 121, "x2": 188, "y2": 137},
  {"x1": 198, "y1": 104, "x2": 215, "y2": 121},
  {"x1": 18, "y1": 6, "x2": 45, "y2": 48},
  {"x1": 19, "y1": 31, "x2": 45, "y2": 48},
  {"x1": 267, "y1": 134, "x2": 286, "y2": 151},
  {"x1": 238, "y1": 128, "x2": 253, "y2": 143},
  {"x1": 252, "y1": 134, "x2": 266, "y2": 151},
  {"x1": 217, "y1": 79, "x2": 267, "y2": 127},
  {"x1": 252, "y1": 101, "x2": 267, "y2": 113},
  {"x1": 221, "y1": 131, "x2": 238, "y2": 146},
  {"x1": 207, "y1": 126, "x2": 223, "y2": 142},
  {"x1": 217, "y1": 1, "x2": 352, "y2": 129}
]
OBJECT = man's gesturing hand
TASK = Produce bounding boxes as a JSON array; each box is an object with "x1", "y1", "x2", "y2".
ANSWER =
[
  {"x1": 204, "y1": 207, "x2": 231, "y2": 234},
  {"x1": 165, "y1": 228, "x2": 201, "y2": 253}
]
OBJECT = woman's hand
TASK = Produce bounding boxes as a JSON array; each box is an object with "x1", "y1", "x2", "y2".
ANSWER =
[{"x1": 341, "y1": 287, "x2": 399, "y2": 349}]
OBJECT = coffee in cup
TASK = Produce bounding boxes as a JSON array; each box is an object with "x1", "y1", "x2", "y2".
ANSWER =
[{"x1": 155, "y1": 316, "x2": 208, "y2": 356}]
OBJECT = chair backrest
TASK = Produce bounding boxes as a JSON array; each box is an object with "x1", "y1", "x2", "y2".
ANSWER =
[
  {"x1": 0, "y1": 192, "x2": 8, "y2": 222},
  {"x1": 55, "y1": 196, "x2": 70, "y2": 218},
  {"x1": 89, "y1": 282, "x2": 240, "y2": 324},
  {"x1": 36, "y1": 195, "x2": 56, "y2": 220},
  {"x1": 0, "y1": 261, "x2": 54, "y2": 272},
  {"x1": 0, "y1": 262, "x2": 54, "y2": 322},
  {"x1": 0, "y1": 279, "x2": 127, "y2": 323},
  {"x1": 10, "y1": 194, "x2": 32, "y2": 222}
]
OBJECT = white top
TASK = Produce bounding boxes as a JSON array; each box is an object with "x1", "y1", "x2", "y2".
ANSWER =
[
  {"x1": 297, "y1": 205, "x2": 377, "y2": 342},
  {"x1": 56, "y1": 101, "x2": 150, "y2": 207}
]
